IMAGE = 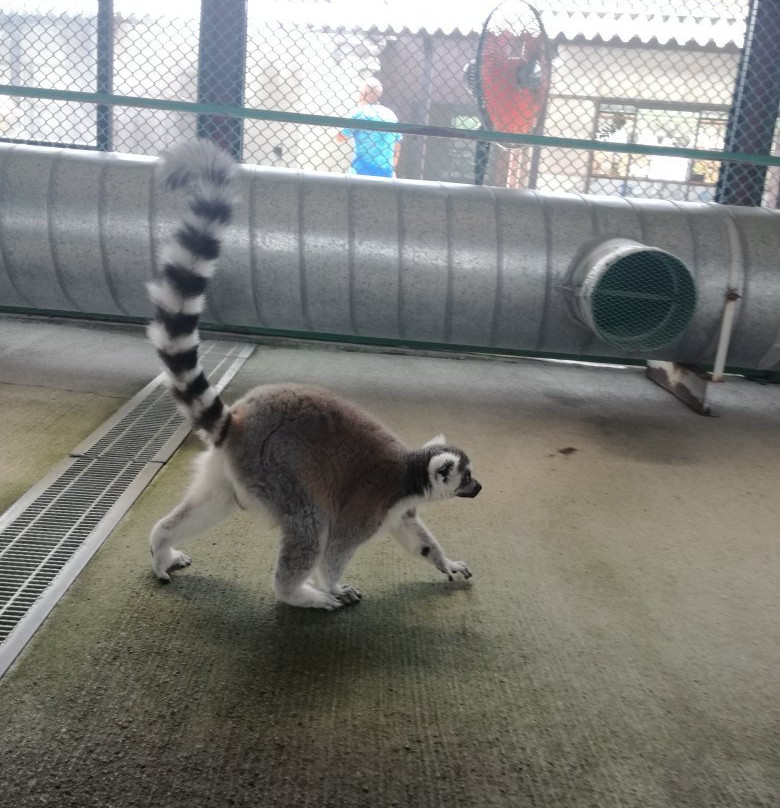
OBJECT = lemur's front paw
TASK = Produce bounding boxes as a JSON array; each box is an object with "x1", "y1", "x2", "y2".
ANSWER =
[{"x1": 439, "y1": 559, "x2": 472, "y2": 581}]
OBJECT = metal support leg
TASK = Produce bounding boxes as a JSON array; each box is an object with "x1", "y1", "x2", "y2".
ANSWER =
[
  {"x1": 646, "y1": 361, "x2": 714, "y2": 416},
  {"x1": 646, "y1": 288, "x2": 741, "y2": 416}
]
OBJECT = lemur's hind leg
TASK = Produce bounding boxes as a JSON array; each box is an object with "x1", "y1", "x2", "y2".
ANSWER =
[
  {"x1": 150, "y1": 449, "x2": 239, "y2": 581},
  {"x1": 317, "y1": 534, "x2": 362, "y2": 605},
  {"x1": 271, "y1": 498, "x2": 346, "y2": 610}
]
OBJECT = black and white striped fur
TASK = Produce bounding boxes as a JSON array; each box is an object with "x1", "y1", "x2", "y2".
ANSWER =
[
  {"x1": 147, "y1": 139, "x2": 236, "y2": 445},
  {"x1": 147, "y1": 140, "x2": 481, "y2": 610}
]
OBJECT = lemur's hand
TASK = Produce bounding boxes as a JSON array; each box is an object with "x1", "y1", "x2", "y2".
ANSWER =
[{"x1": 437, "y1": 558, "x2": 472, "y2": 581}]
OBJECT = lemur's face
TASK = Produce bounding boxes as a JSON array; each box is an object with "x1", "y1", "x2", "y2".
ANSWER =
[{"x1": 427, "y1": 451, "x2": 482, "y2": 501}]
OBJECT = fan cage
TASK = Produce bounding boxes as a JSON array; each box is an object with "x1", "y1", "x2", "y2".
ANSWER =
[{"x1": 475, "y1": 1, "x2": 551, "y2": 137}]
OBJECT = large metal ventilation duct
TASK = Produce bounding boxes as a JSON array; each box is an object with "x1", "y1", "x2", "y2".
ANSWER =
[{"x1": 1, "y1": 142, "x2": 779, "y2": 370}]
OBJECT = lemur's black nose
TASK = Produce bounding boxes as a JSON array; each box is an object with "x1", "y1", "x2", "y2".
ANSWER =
[{"x1": 458, "y1": 481, "x2": 482, "y2": 498}]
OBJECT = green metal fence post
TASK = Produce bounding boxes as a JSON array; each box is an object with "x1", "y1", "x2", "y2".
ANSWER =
[
  {"x1": 715, "y1": 0, "x2": 780, "y2": 206},
  {"x1": 96, "y1": 0, "x2": 113, "y2": 151},
  {"x1": 196, "y1": 0, "x2": 248, "y2": 160}
]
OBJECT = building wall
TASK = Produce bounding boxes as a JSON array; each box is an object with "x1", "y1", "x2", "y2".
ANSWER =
[
  {"x1": 532, "y1": 44, "x2": 740, "y2": 194},
  {"x1": 379, "y1": 34, "x2": 742, "y2": 191},
  {"x1": 551, "y1": 43, "x2": 739, "y2": 105}
]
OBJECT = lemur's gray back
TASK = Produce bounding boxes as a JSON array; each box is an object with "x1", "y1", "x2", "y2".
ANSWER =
[
  {"x1": 147, "y1": 140, "x2": 236, "y2": 445},
  {"x1": 224, "y1": 383, "x2": 436, "y2": 521}
]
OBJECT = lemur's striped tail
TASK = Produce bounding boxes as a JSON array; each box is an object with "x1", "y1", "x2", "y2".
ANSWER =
[{"x1": 147, "y1": 139, "x2": 236, "y2": 445}]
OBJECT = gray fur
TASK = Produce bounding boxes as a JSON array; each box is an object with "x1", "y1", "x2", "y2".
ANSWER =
[{"x1": 148, "y1": 140, "x2": 481, "y2": 610}]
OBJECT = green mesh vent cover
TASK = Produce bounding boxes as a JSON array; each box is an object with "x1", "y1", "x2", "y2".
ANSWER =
[{"x1": 589, "y1": 249, "x2": 697, "y2": 351}]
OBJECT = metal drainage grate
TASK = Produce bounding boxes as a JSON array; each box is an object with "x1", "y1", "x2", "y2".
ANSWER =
[
  {"x1": 0, "y1": 457, "x2": 150, "y2": 642},
  {"x1": 0, "y1": 340, "x2": 253, "y2": 677},
  {"x1": 71, "y1": 342, "x2": 250, "y2": 463}
]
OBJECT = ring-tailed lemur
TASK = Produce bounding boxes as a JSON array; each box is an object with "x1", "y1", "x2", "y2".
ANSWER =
[{"x1": 147, "y1": 139, "x2": 481, "y2": 610}]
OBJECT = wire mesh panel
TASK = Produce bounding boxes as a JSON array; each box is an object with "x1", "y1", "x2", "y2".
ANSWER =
[
  {"x1": 111, "y1": 6, "x2": 200, "y2": 153},
  {"x1": 567, "y1": 238, "x2": 698, "y2": 352},
  {"x1": 0, "y1": 0, "x2": 778, "y2": 207},
  {"x1": 0, "y1": 7, "x2": 99, "y2": 146}
]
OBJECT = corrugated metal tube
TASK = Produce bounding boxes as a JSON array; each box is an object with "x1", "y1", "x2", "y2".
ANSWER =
[{"x1": 1, "y1": 142, "x2": 779, "y2": 370}]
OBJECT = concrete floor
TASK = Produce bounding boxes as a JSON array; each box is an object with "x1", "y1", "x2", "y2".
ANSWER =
[{"x1": 0, "y1": 314, "x2": 778, "y2": 807}]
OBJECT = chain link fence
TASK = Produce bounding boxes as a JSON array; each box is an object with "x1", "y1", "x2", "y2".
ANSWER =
[{"x1": 1, "y1": 0, "x2": 778, "y2": 206}]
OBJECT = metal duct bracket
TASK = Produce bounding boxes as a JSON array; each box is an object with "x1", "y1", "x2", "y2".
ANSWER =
[
  {"x1": 566, "y1": 238, "x2": 697, "y2": 353},
  {"x1": 645, "y1": 361, "x2": 714, "y2": 416}
]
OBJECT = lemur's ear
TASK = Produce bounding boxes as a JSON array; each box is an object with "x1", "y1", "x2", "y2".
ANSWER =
[
  {"x1": 435, "y1": 458, "x2": 455, "y2": 482},
  {"x1": 423, "y1": 434, "x2": 446, "y2": 447}
]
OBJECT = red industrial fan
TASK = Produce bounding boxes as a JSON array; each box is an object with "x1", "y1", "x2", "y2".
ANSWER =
[{"x1": 466, "y1": 1, "x2": 551, "y2": 184}]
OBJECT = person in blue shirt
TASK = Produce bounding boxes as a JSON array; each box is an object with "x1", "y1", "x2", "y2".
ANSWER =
[{"x1": 337, "y1": 78, "x2": 402, "y2": 178}]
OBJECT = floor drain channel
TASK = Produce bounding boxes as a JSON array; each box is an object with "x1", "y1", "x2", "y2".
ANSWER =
[{"x1": 0, "y1": 341, "x2": 252, "y2": 678}]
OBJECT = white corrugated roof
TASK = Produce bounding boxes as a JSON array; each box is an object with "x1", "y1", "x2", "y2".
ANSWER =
[
  {"x1": 258, "y1": 0, "x2": 748, "y2": 48},
  {"x1": 2, "y1": 0, "x2": 749, "y2": 48}
]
